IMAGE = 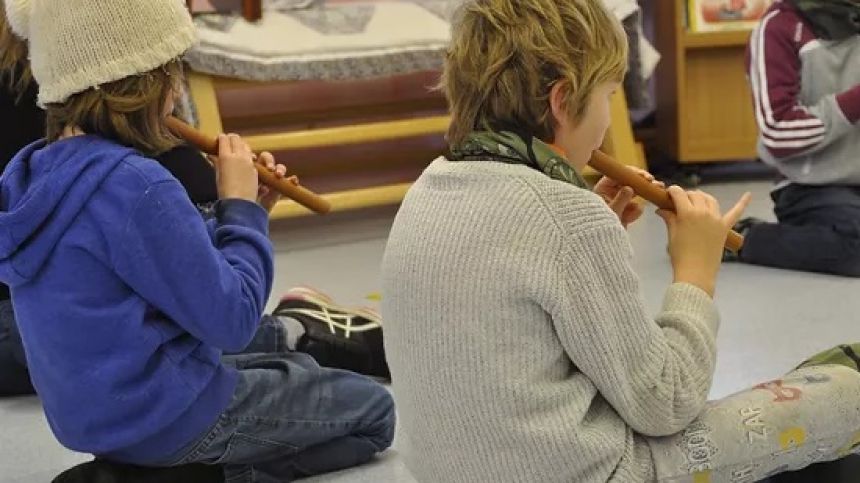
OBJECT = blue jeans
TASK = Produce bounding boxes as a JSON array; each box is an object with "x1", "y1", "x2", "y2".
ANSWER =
[
  {"x1": 741, "y1": 184, "x2": 860, "y2": 277},
  {"x1": 157, "y1": 352, "x2": 396, "y2": 483},
  {"x1": 5, "y1": 308, "x2": 395, "y2": 480},
  {"x1": 242, "y1": 316, "x2": 290, "y2": 355},
  {"x1": 0, "y1": 300, "x2": 34, "y2": 396}
]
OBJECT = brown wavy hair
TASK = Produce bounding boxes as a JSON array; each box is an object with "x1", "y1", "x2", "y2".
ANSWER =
[
  {"x1": 441, "y1": 0, "x2": 628, "y2": 147},
  {"x1": 45, "y1": 61, "x2": 185, "y2": 156}
]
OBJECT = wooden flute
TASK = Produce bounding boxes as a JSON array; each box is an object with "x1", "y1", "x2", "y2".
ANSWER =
[
  {"x1": 588, "y1": 150, "x2": 744, "y2": 253},
  {"x1": 165, "y1": 116, "x2": 332, "y2": 215}
]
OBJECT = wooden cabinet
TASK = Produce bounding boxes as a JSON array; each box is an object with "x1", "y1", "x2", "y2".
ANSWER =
[{"x1": 655, "y1": 2, "x2": 759, "y2": 164}]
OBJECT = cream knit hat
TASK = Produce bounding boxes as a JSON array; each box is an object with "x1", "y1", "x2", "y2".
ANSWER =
[{"x1": 4, "y1": 0, "x2": 196, "y2": 105}]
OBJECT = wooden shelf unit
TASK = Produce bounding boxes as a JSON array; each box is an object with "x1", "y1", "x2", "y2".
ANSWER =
[
  {"x1": 187, "y1": 71, "x2": 646, "y2": 219},
  {"x1": 683, "y1": 30, "x2": 752, "y2": 49},
  {"x1": 655, "y1": 2, "x2": 759, "y2": 164}
]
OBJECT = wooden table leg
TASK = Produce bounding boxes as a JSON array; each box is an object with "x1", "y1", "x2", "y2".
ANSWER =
[
  {"x1": 186, "y1": 71, "x2": 224, "y2": 137},
  {"x1": 242, "y1": 0, "x2": 262, "y2": 22}
]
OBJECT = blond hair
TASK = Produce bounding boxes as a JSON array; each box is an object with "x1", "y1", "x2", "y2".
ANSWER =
[
  {"x1": 46, "y1": 61, "x2": 184, "y2": 156},
  {"x1": 0, "y1": 0, "x2": 32, "y2": 97},
  {"x1": 442, "y1": 0, "x2": 628, "y2": 147}
]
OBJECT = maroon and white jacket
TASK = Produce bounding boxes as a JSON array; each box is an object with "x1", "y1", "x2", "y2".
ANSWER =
[{"x1": 747, "y1": 0, "x2": 860, "y2": 185}]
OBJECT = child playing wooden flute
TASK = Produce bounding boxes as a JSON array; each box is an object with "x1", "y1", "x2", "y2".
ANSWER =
[
  {"x1": 381, "y1": 1, "x2": 860, "y2": 481},
  {"x1": 0, "y1": 0, "x2": 394, "y2": 480}
]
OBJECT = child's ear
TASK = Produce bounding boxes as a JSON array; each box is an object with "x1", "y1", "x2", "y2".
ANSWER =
[{"x1": 549, "y1": 80, "x2": 571, "y2": 128}]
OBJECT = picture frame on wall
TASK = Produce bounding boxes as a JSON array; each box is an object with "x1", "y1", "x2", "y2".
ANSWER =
[{"x1": 687, "y1": 0, "x2": 774, "y2": 32}]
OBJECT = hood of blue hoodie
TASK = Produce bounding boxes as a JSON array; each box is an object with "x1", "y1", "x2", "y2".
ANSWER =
[{"x1": 0, "y1": 136, "x2": 135, "y2": 287}]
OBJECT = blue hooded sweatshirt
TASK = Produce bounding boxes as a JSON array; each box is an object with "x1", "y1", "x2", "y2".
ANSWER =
[{"x1": 0, "y1": 136, "x2": 273, "y2": 463}]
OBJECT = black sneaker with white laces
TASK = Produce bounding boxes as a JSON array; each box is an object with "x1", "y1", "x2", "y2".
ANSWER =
[{"x1": 272, "y1": 287, "x2": 390, "y2": 381}]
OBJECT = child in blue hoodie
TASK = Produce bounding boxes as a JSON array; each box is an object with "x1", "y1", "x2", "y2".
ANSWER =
[{"x1": 0, "y1": 0, "x2": 394, "y2": 480}]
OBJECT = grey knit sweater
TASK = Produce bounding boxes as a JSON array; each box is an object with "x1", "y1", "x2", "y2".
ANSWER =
[{"x1": 381, "y1": 158, "x2": 720, "y2": 483}]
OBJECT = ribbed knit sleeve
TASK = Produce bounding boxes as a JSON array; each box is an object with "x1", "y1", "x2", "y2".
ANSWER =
[{"x1": 546, "y1": 191, "x2": 720, "y2": 437}]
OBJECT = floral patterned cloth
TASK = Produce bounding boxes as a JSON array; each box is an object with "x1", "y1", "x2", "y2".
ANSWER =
[{"x1": 649, "y1": 361, "x2": 860, "y2": 482}]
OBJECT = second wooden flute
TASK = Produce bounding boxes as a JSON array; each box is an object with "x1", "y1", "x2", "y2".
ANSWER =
[
  {"x1": 165, "y1": 116, "x2": 331, "y2": 215},
  {"x1": 588, "y1": 150, "x2": 744, "y2": 253}
]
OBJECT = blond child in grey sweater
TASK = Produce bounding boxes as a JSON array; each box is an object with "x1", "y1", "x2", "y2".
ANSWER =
[{"x1": 381, "y1": 1, "x2": 860, "y2": 481}]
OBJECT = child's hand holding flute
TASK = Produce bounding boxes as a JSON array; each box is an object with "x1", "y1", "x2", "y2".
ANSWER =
[
  {"x1": 589, "y1": 150, "x2": 752, "y2": 297},
  {"x1": 166, "y1": 116, "x2": 331, "y2": 214}
]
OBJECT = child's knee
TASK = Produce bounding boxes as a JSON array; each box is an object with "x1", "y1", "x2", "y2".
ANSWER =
[
  {"x1": 361, "y1": 383, "x2": 396, "y2": 451},
  {"x1": 328, "y1": 370, "x2": 396, "y2": 450}
]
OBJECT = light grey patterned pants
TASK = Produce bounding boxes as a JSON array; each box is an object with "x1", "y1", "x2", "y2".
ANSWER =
[{"x1": 648, "y1": 364, "x2": 860, "y2": 482}]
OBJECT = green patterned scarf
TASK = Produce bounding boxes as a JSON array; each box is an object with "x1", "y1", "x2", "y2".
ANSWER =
[
  {"x1": 789, "y1": 0, "x2": 860, "y2": 41},
  {"x1": 448, "y1": 131, "x2": 587, "y2": 189}
]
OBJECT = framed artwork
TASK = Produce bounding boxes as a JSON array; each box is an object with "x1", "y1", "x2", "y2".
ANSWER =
[{"x1": 688, "y1": 0, "x2": 774, "y2": 32}]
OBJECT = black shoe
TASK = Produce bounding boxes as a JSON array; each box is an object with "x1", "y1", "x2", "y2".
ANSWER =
[
  {"x1": 53, "y1": 459, "x2": 223, "y2": 483},
  {"x1": 722, "y1": 248, "x2": 740, "y2": 263},
  {"x1": 723, "y1": 217, "x2": 765, "y2": 262},
  {"x1": 733, "y1": 217, "x2": 766, "y2": 236},
  {"x1": 272, "y1": 287, "x2": 390, "y2": 381}
]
